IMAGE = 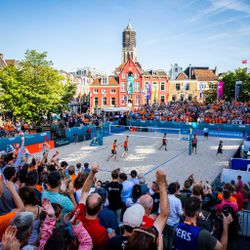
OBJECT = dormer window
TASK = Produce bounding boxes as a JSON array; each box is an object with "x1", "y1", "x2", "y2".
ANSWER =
[{"x1": 101, "y1": 77, "x2": 108, "y2": 85}]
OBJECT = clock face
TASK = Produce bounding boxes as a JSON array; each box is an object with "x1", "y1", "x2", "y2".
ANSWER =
[{"x1": 126, "y1": 33, "x2": 130, "y2": 39}]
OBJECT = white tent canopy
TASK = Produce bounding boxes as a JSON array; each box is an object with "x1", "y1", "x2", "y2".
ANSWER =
[{"x1": 101, "y1": 107, "x2": 130, "y2": 112}]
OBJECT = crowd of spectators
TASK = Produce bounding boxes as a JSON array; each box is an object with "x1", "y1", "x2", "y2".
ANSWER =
[
  {"x1": 0, "y1": 138, "x2": 249, "y2": 250},
  {"x1": 130, "y1": 101, "x2": 250, "y2": 124}
]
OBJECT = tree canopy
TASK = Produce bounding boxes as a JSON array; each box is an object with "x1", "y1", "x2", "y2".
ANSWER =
[{"x1": 0, "y1": 50, "x2": 76, "y2": 122}]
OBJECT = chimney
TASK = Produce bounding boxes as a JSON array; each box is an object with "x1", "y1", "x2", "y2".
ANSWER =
[{"x1": 0, "y1": 53, "x2": 3, "y2": 59}]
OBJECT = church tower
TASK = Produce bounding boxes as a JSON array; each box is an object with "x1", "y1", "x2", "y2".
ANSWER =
[{"x1": 122, "y1": 22, "x2": 137, "y2": 64}]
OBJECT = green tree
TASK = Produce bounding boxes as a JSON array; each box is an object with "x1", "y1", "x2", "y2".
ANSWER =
[
  {"x1": 0, "y1": 50, "x2": 76, "y2": 122},
  {"x1": 220, "y1": 68, "x2": 250, "y2": 101}
]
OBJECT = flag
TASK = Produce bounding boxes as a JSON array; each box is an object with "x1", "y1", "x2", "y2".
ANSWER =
[
  {"x1": 217, "y1": 81, "x2": 224, "y2": 100},
  {"x1": 242, "y1": 59, "x2": 247, "y2": 64}
]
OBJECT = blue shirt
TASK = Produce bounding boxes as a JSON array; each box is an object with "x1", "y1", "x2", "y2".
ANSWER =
[{"x1": 41, "y1": 191, "x2": 74, "y2": 217}]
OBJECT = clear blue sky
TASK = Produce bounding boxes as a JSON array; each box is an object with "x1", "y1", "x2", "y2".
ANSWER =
[{"x1": 1, "y1": 0, "x2": 250, "y2": 74}]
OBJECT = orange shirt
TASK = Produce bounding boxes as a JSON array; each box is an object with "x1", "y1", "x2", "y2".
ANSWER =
[
  {"x1": 0, "y1": 211, "x2": 16, "y2": 240},
  {"x1": 71, "y1": 174, "x2": 77, "y2": 183},
  {"x1": 124, "y1": 140, "x2": 128, "y2": 147},
  {"x1": 217, "y1": 193, "x2": 237, "y2": 203},
  {"x1": 112, "y1": 143, "x2": 116, "y2": 151},
  {"x1": 36, "y1": 184, "x2": 43, "y2": 192}
]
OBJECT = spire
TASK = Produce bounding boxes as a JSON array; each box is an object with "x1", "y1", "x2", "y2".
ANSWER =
[{"x1": 124, "y1": 21, "x2": 134, "y2": 31}]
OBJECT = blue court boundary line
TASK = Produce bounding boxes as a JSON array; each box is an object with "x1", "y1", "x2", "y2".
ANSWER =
[{"x1": 143, "y1": 148, "x2": 188, "y2": 177}]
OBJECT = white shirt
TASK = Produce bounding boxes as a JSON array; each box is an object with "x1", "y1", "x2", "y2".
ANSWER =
[{"x1": 159, "y1": 194, "x2": 183, "y2": 227}]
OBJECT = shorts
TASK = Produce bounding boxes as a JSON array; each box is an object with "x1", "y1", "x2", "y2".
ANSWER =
[
  {"x1": 111, "y1": 150, "x2": 117, "y2": 155},
  {"x1": 162, "y1": 141, "x2": 167, "y2": 145},
  {"x1": 204, "y1": 132, "x2": 208, "y2": 137},
  {"x1": 124, "y1": 146, "x2": 128, "y2": 152},
  {"x1": 192, "y1": 144, "x2": 197, "y2": 148}
]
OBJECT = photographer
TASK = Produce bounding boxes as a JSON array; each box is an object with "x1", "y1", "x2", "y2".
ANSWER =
[{"x1": 174, "y1": 196, "x2": 233, "y2": 250}]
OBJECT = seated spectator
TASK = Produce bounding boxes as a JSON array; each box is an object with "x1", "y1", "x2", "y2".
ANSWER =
[
  {"x1": 174, "y1": 196, "x2": 233, "y2": 250},
  {"x1": 126, "y1": 184, "x2": 142, "y2": 207},
  {"x1": 41, "y1": 171, "x2": 74, "y2": 217},
  {"x1": 138, "y1": 194, "x2": 154, "y2": 228}
]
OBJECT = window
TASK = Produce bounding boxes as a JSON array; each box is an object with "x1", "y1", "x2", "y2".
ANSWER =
[
  {"x1": 134, "y1": 73, "x2": 138, "y2": 79},
  {"x1": 94, "y1": 97, "x2": 98, "y2": 106},
  {"x1": 102, "y1": 89, "x2": 107, "y2": 95},
  {"x1": 121, "y1": 82, "x2": 126, "y2": 92},
  {"x1": 161, "y1": 96, "x2": 165, "y2": 103},
  {"x1": 102, "y1": 97, "x2": 107, "y2": 105},
  {"x1": 176, "y1": 83, "x2": 180, "y2": 91},
  {"x1": 188, "y1": 94, "x2": 192, "y2": 101},
  {"x1": 111, "y1": 89, "x2": 116, "y2": 93},
  {"x1": 185, "y1": 83, "x2": 190, "y2": 91},
  {"x1": 135, "y1": 82, "x2": 140, "y2": 92},
  {"x1": 101, "y1": 77, "x2": 108, "y2": 85},
  {"x1": 180, "y1": 94, "x2": 184, "y2": 101},
  {"x1": 160, "y1": 82, "x2": 165, "y2": 91},
  {"x1": 122, "y1": 73, "x2": 126, "y2": 79},
  {"x1": 121, "y1": 95, "x2": 126, "y2": 105},
  {"x1": 111, "y1": 97, "x2": 116, "y2": 106},
  {"x1": 135, "y1": 96, "x2": 140, "y2": 106},
  {"x1": 172, "y1": 95, "x2": 176, "y2": 102},
  {"x1": 94, "y1": 89, "x2": 98, "y2": 94}
]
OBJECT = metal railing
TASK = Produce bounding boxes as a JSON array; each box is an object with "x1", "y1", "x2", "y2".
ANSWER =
[{"x1": 239, "y1": 209, "x2": 250, "y2": 237}]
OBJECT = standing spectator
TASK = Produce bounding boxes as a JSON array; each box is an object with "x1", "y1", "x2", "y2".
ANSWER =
[
  {"x1": 96, "y1": 187, "x2": 120, "y2": 235},
  {"x1": 119, "y1": 173, "x2": 134, "y2": 203},
  {"x1": 231, "y1": 185, "x2": 243, "y2": 211},
  {"x1": 107, "y1": 169, "x2": 123, "y2": 223},
  {"x1": 138, "y1": 176, "x2": 149, "y2": 195},
  {"x1": 83, "y1": 162, "x2": 91, "y2": 173},
  {"x1": 107, "y1": 204, "x2": 145, "y2": 250},
  {"x1": 236, "y1": 175, "x2": 243, "y2": 193},
  {"x1": 216, "y1": 189, "x2": 239, "y2": 213},
  {"x1": 138, "y1": 194, "x2": 154, "y2": 228},
  {"x1": 129, "y1": 170, "x2": 139, "y2": 185},
  {"x1": 25, "y1": 170, "x2": 41, "y2": 204},
  {"x1": 68, "y1": 165, "x2": 77, "y2": 183},
  {"x1": 150, "y1": 181, "x2": 160, "y2": 214},
  {"x1": 174, "y1": 196, "x2": 233, "y2": 250},
  {"x1": 41, "y1": 171, "x2": 74, "y2": 217},
  {"x1": 75, "y1": 164, "x2": 110, "y2": 250},
  {"x1": 126, "y1": 185, "x2": 142, "y2": 207},
  {"x1": 162, "y1": 182, "x2": 183, "y2": 250}
]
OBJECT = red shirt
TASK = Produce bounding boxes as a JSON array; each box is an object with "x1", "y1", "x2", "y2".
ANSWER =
[
  {"x1": 232, "y1": 192, "x2": 243, "y2": 211},
  {"x1": 141, "y1": 215, "x2": 154, "y2": 228},
  {"x1": 76, "y1": 204, "x2": 109, "y2": 250}
]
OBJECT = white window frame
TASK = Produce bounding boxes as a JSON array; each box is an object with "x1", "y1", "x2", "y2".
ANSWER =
[
  {"x1": 102, "y1": 97, "x2": 107, "y2": 105},
  {"x1": 122, "y1": 73, "x2": 126, "y2": 79},
  {"x1": 111, "y1": 97, "x2": 116, "y2": 106},
  {"x1": 135, "y1": 82, "x2": 140, "y2": 92},
  {"x1": 134, "y1": 73, "x2": 138, "y2": 79},
  {"x1": 101, "y1": 77, "x2": 108, "y2": 85},
  {"x1": 121, "y1": 82, "x2": 126, "y2": 92},
  {"x1": 93, "y1": 89, "x2": 98, "y2": 94},
  {"x1": 160, "y1": 82, "x2": 165, "y2": 91},
  {"x1": 110, "y1": 89, "x2": 116, "y2": 94}
]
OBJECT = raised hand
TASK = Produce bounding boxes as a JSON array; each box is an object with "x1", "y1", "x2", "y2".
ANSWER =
[
  {"x1": 42, "y1": 198, "x2": 55, "y2": 217},
  {"x1": 156, "y1": 170, "x2": 167, "y2": 186},
  {"x1": 1, "y1": 225, "x2": 18, "y2": 250},
  {"x1": 70, "y1": 209, "x2": 80, "y2": 226},
  {"x1": 92, "y1": 163, "x2": 99, "y2": 173}
]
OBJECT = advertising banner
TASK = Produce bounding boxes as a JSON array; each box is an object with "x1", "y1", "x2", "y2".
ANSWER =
[
  {"x1": 146, "y1": 83, "x2": 151, "y2": 100},
  {"x1": 25, "y1": 140, "x2": 55, "y2": 154},
  {"x1": 127, "y1": 75, "x2": 134, "y2": 94},
  {"x1": 199, "y1": 83, "x2": 203, "y2": 98},
  {"x1": 54, "y1": 137, "x2": 70, "y2": 147}
]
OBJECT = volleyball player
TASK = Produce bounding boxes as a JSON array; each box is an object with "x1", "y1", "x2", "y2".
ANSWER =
[
  {"x1": 159, "y1": 133, "x2": 167, "y2": 151},
  {"x1": 107, "y1": 139, "x2": 117, "y2": 161},
  {"x1": 121, "y1": 135, "x2": 129, "y2": 158}
]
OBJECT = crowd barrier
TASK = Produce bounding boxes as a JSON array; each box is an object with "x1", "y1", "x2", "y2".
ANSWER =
[
  {"x1": 0, "y1": 132, "x2": 51, "y2": 151},
  {"x1": 128, "y1": 120, "x2": 248, "y2": 138},
  {"x1": 221, "y1": 168, "x2": 250, "y2": 183},
  {"x1": 26, "y1": 140, "x2": 55, "y2": 154},
  {"x1": 230, "y1": 158, "x2": 250, "y2": 171}
]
